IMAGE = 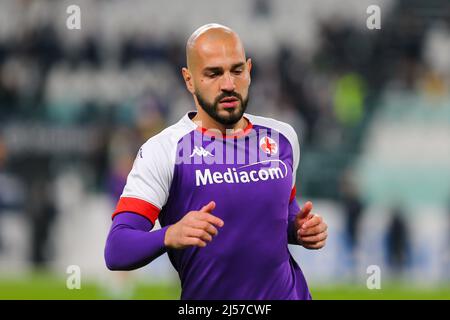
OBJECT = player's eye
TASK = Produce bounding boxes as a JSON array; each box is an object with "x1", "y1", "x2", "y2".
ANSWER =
[
  {"x1": 206, "y1": 72, "x2": 220, "y2": 78},
  {"x1": 233, "y1": 69, "x2": 243, "y2": 75}
]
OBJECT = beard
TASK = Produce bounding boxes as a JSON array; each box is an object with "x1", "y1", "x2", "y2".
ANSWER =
[{"x1": 195, "y1": 90, "x2": 249, "y2": 126}]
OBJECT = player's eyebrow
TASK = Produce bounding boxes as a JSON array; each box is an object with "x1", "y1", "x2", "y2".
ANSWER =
[
  {"x1": 203, "y1": 66, "x2": 223, "y2": 74},
  {"x1": 230, "y1": 62, "x2": 245, "y2": 70}
]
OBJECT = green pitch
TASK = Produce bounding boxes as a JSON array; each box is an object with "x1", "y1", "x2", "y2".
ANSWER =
[{"x1": 0, "y1": 274, "x2": 449, "y2": 300}]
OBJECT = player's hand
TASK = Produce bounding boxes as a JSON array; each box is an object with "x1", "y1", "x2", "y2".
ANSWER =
[
  {"x1": 164, "y1": 201, "x2": 224, "y2": 249},
  {"x1": 295, "y1": 201, "x2": 328, "y2": 250}
]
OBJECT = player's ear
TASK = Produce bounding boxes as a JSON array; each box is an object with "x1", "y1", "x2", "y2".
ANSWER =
[
  {"x1": 246, "y1": 58, "x2": 252, "y2": 84},
  {"x1": 182, "y1": 67, "x2": 195, "y2": 94},
  {"x1": 246, "y1": 58, "x2": 252, "y2": 72}
]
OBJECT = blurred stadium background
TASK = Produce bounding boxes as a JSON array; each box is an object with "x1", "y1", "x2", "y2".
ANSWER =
[{"x1": 0, "y1": 0, "x2": 449, "y2": 299}]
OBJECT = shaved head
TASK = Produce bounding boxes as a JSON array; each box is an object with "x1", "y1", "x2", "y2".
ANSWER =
[
  {"x1": 182, "y1": 23, "x2": 252, "y2": 127},
  {"x1": 186, "y1": 23, "x2": 245, "y2": 70}
]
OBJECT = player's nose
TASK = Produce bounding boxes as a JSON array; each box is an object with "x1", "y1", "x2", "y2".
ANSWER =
[{"x1": 219, "y1": 72, "x2": 236, "y2": 92}]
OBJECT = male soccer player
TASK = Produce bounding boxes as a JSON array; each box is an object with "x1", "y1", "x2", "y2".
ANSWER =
[{"x1": 104, "y1": 23, "x2": 328, "y2": 300}]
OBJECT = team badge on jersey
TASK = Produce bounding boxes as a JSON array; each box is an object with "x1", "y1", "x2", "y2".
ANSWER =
[{"x1": 259, "y1": 136, "x2": 278, "y2": 156}]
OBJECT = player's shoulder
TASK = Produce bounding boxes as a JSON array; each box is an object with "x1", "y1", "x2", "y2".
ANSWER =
[
  {"x1": 245, "y1": 113, "x2": 299, "y2": 145},
  {"x1": 140, "y1": 113, "x2": 196, "y2": 154}
]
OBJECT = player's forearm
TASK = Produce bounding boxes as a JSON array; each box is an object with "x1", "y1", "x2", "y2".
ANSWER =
[
  {"x1": 287, "y1": 216, "x2": 299, "y2": 244},
  {"x1": 287, "y1": 198, "x2": 301, "y2": 245},
  {"x1": 104, "y1": 212, "x2": 169, "y2": 271}
]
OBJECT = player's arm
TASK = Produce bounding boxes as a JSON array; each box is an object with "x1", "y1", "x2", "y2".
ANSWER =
[
  {"x1": 104, "y1": 212, "x2": 168, "y2": 271},
  {"x1": 284, "y1": 124, "x2": 327, "y2": 249},
  {"x1": 104, "y1": 138, "x2": 172, "y2": 271},
  {"x1": 104, "y1": 201, "x2": 224, "y2": 271},
  {"x1": 287, "y1": 194, "x2": 302, "y2": 245},
  {"x1": 104, "y1": 137, "x2": 223, "y2": 270}
]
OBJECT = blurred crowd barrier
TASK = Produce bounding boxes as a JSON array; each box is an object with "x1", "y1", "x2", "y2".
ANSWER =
[{"x1": 0, "y1": 0, "x2": 449, "y2": 286}]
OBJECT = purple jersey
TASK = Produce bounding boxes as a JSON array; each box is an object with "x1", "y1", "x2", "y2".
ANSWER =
[{"x1": 109, "y1": 111, "x2": 311, "y2": 300}]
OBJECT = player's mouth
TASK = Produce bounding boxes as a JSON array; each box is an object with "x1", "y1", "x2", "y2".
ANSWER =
[{"x1": 219, "y1": 97, "x2": 239, "y2": 109}]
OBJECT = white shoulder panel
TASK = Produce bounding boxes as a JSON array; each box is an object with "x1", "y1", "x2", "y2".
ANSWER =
[{"x1": 120, "y1": 113, "x2": 196, "y2": 208}]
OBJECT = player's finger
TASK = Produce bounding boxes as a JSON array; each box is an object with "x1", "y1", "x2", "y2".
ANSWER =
[
  {"x1": 185, "y1": 237, "x2": 207, "y2": 248},
  {"x1": 191, "y1": 220, "x2": 219, "y2": 236},
  {"x1": 200, "y1": 201, "x2": 216, "y2": 213},
  {"x1": 301, "y1": 214, "x2": 323, "y2": 230},
  {"x1": 298, "y1": 231, "x2": 328, "y2": 244},
  {"x1": 303, "y1": 240, "x2": 326, "y2": 250},
  {"x1": 197, "y1": 212, "x2": 224, "y2": 228},
  {"x1": 298, "y1": 201, "x2": 313, "y2": 219},
  {"x1": 186, "y1": 228, "x2": 213, "y2": 242},
  {"x1": 298, "y1": 222, "x2": 327, "y2": 236}
]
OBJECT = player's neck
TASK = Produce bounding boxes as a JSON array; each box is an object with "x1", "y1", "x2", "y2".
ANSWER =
[{"x1": 192, "y1": 109, "x2": 248, "y2": 135}]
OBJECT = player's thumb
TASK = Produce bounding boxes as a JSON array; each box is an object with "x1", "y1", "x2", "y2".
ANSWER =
[
  {"x1": 298, "y1": 201, "x2": 313, "y2": 219},
  {"x1": 200, "y1": 201, "x2": 216, "y2": 213}
]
